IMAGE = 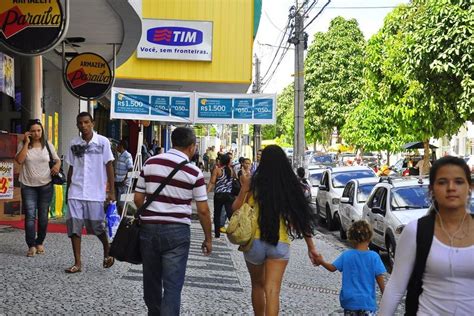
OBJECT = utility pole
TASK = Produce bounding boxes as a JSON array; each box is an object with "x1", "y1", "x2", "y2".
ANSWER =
[
  {"x1": 252, "y1": 54, "x2": 262, "y2": 160},
  {"x1": 288, "y1": 1, "x2": 307, "y2": 168}
]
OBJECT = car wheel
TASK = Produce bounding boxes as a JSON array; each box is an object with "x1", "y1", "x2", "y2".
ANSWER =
[
  {"x1": 339, "y1": 216, "x2": 347, "y2": 240},
  {"x1": 316, "y1": 201, "x2": 324, "y2": 224},
  {"x1": 326, "y1": 205, "x2": 336, "y2": 231},
  {"x1": 386, "y1": 235, "x2": 396, "y2": 272}
]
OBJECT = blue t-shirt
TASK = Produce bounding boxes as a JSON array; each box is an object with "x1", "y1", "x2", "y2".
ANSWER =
[{"x1": 332, "y1": 249, "x2": 386, "y2": 311}]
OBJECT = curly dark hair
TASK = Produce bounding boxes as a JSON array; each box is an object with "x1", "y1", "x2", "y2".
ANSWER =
[
  {"x1": 251, "y1": 145, "x2": 317, "y2": 245},
  {"x1": 347, "y1": 220, "x2": 373, "y2": 244}
]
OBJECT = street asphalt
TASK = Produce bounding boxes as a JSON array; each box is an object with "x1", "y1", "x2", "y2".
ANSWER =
[{"x1": 0, "y1": 171, "x2": 404, "y2": 315}]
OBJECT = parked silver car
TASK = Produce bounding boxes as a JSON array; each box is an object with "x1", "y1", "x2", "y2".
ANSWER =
[
  {"x1": 338, "y1": 177, "x2": 379, "y2": 239},
  {"x1": 316, "y1": 166, "x2": 377, "y2": 230}
]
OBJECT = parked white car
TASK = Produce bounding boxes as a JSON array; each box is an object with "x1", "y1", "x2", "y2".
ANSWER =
[
  {"x1": 307, "y1": 167, "x2": 326, "y2": 212},
  {"x1": 362, "y1": 177, "x2": 430, "y2": 268},
  {"x1": 338, "y1": 177, "x2": 379, "y2": 240},
  {"x1": 316, "y1": 166, "x2": 377, "y2": 230}
]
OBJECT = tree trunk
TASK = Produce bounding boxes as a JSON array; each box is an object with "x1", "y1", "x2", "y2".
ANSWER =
[
  {"x1": 386, "y1": 149, "x2": 390, "y2": 166},
  {"x1": 423, "y1": 139, "x2": 431, "y2": 176}
]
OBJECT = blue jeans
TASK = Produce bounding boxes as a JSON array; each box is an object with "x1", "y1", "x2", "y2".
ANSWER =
[
  {"x1": 140, "y1": 223, "x2": 191, "y2": 316},
  {"x1": 21, "y1": 183, "x2": 53, "y2": 248}
]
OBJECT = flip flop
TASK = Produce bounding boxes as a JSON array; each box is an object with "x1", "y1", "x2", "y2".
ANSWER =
[
  {"x1": 103, "y1": 256, "x2": 115, "y2": 269},
  {"x1": 65, "y1": 265, "x2": 82, "y2": 274}
]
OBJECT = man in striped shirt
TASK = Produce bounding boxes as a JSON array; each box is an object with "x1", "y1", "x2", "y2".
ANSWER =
[{"x1": 134, "y1": 127, "x2": 212, "y2": 316}]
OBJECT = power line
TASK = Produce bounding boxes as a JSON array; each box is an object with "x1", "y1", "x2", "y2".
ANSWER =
[
  {"x1": 263, "y1": 10, "x2": 286, "y2": 34},
  {"x1": 303, "y1": 0, "x2": 331, "y2": 31},
  {"x1": 262, "y1": 43, "x2": 292, "y2": 90},
  {"x1": 319, "y1": 6, "x2": 399, "y2": 9},
  {"x1": 260, "y1": 19, "x2": 291, "y2": 81},
  {"x1": 257, "y1": 41, "x2": 295, "y2": 50}
]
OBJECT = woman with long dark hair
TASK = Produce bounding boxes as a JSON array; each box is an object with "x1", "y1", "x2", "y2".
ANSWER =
[
  {"x1": 379, "y1": 156, "x2": 474, "y2": 315},
  {"x1": 207, "y1": 153, "x2": 235, "y2": 238},
  {"x1": 232, "y1": 145, "x2": 320, "y2": 315},
  {"x1": 15, "y1": 119, "x2": 61, "y2": 257}
]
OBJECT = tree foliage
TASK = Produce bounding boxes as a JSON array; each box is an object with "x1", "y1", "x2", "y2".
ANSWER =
[
  {"x1": 261, "y1": 84, "x2": 294, "y2": 144},
  {"x1": 304, "y1": 17, "x2": 366, "y2": 140},
  {"x1": 406, "y1": 0, "x2": 474, "y2": 121}
]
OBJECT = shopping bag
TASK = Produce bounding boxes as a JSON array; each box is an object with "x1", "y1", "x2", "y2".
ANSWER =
[
  {"x1": 106, "y1": 202, "x2": 121, "y2": 242},
  {"x1": 109, "y1": 216, "x2": 142, "y2": 264}
]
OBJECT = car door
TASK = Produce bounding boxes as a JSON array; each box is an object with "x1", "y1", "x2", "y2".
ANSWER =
[
  {"x1": 340, "y1": 182, "x2": 353, "y2": 230},
  {"x1": 367, "y1": 187, "x2": 387, "y2": 247},
  {"x1": 318, "y1": 171, "x2": 330, "y2": 215}
]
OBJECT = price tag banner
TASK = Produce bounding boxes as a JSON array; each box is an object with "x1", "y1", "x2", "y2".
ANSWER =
[
  {"x1": 0, "y1": 162, "x2": 14, "y2": 199},
  {"x1": 111, "y1": 87, "x2": 194, "y2": 123},
  {"x1": 233, "y1": 99, "x2": 253, "y2": 119},
  {"x1": 198, "y1": 98, "x2": 232, "y2": 119}
]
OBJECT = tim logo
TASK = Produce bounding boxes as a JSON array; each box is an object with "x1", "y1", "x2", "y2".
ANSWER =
[{"x1": 147, "y1": 27, "x2": 203, "y2": 46}]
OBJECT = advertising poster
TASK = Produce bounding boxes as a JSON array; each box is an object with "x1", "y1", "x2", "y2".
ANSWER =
[
  {"x1": 194, "y1": 92, "x2": 276, "y2": 124},
  {"x1": 0, "y1": 53, "x2": 14, "y2": 98},
  {"x1": 138, "y1": 19, "x2": 213, "y2": 61},
  {"x1": 110, "y1": 87, "x2": 194, "y2": 123},
  {"x1": 54, "y1": 112, "x2": 59, "y2": 150},
  {"x1": 0, "y1": 162, "x2": 14, "y2": 199},
  {"x1": 48, "y1": 115, "x2": 53, "y2": 143}
]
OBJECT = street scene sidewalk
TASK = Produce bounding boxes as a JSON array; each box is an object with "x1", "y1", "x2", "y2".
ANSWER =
[{"x1": 0, "y1": 171, "x2": 393, "y2": 315}]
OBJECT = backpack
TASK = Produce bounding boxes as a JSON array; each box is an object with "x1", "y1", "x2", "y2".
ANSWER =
[
  {"x1": 405, "y1": 213, "x2": 435, "y2": 315},
  {"x1": 300, "y1": 180, "x2": 312, "y2": 202}
]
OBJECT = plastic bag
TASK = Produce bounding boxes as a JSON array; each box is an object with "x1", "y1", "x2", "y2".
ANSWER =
[{"x1": 106, "y1": 202, "x2": 121, "y2": 242}]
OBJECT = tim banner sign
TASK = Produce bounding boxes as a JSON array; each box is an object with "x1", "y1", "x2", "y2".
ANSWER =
[
  {"x1": 64, "y1": 53, "x2": 114, "y2": 100},
  {"x1": 111, "y1": 87, "x2": 194, "y2": 123},
  {"x1": 0, "y1": 0, "x2": 68, "y2": 55},
  {"x1": 110, "y1": 87, "x2": 276, "y2": 125},
  {"x1": 194, "y1": 92, "x2": 276, "y2": 124},
  {"x1": 137, "y1": 19, "x2": 213, "y2": 61}
]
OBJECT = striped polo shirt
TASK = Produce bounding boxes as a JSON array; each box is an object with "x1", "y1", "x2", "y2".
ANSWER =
[{"x1": 135, "y1": 148, "x2": 207, "y2": 225}]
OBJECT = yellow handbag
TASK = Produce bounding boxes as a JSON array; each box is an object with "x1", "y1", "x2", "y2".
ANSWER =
[{"x1": 227, "y1": 194, "x2": 257, "y2": 251}]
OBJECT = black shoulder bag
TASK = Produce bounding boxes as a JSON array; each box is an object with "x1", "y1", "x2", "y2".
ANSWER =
[
  {"x1": 45, "y1": 143, "x2": 66, "y2": 185},
  {"x1": 405, "y1": 213, "x2": 435, "y2": 315},
  {"x1": 109, "y1": 160, "x2": 188, "y2": 264}
]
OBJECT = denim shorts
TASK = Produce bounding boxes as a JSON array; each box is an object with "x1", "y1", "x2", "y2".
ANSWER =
[{"x1": 244, "y1": 239, "x2": 290, "y2": 265}]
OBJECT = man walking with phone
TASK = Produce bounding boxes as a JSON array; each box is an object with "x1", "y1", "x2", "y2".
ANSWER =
[{"x1": 134, "y1": 127, "x2": 212, "y2": 315}]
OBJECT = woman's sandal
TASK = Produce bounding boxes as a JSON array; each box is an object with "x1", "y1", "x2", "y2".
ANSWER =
[
  {"x1": 103, "y1": 256, "x2": 115, "y2": 269},
  {"x1": 36, "y1": 245, "x2": 45, "y2": 254},
  {"x1": 26, "y1": 247, "x2": 36, "y2": 257},
  {"x1": 64, "y1": 265, "x2": 82, "y2": 274}
]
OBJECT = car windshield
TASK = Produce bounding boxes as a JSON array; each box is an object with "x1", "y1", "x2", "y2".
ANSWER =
[
  {"x1": 332, "y1": 170, "x2": 376, "y2": 188},
  {"x1": 311, "y1": 155, "x2": 333, "y2": 164},
  {"x1": 357, "y1": 184, "x2": 377, "y2": 203},
  {"x1": 391, "y1": 186, "x2": 430, "y2": 210}
]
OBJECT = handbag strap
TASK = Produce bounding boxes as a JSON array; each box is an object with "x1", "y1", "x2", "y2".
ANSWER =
[
  {"x1": 45, "y1": 142, "x2": 54, "y2": 163},
  {"x1": 134, "y1": 159, "x2": 188, "y2": 219}
]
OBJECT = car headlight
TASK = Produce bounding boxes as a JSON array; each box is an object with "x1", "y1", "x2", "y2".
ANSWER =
[
  {"x1": 395, "y1": 225, "x2": 405, "y2": 234},
  {"x1": 332, "y1": 198, "x2": 340, "y2": 205}
]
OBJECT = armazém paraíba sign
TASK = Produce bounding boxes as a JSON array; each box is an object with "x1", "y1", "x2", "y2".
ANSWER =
[
  {"x1": 0, "y1": 0, "x2": 68, "y2": 55},
  {"x1": 64, "y1": 52, "x2": 114, "y2": 100}
]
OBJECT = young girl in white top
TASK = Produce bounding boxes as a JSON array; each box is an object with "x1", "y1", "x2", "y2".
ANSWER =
[
  {"x1": 15, "y1": 119, "x2": 61, "y2": 257},
  {"x1": 379, "y1": 156, "x2": 474, "y2": 315}
]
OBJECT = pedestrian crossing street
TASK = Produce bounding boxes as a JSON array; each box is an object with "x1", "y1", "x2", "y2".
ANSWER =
[{"x1": 121, "y1": 224, "x2": 243, "y2": 293}]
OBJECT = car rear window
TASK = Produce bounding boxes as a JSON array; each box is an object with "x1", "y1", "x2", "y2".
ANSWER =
[
  {"x1": 311, "y1": 155, "x2": 333, "y2": 164},
  {"x1": 391, "y1": 186, "x2": 430, "y2": 210},
  {"x1": 310, "y1": 172, "x2": 323, "y2": 185},
  {"x1": 332, "y1": 170, "x2": 376, "y2": 188}
]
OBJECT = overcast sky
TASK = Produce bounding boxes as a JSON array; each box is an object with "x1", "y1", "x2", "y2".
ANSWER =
[{"x1": 254, "y1": 0, "x2": 410, "y2": 94}]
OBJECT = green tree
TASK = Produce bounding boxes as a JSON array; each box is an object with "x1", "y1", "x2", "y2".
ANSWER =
[
  {"x1": 304, "y1": 17, "x2": 366, "y2": 142},
  {"x1": 261, "y1": 84, "x2": 294, "y2": 143},
  {"x1": 406, "y1": 0, "x2": 473, "y2": 121}
]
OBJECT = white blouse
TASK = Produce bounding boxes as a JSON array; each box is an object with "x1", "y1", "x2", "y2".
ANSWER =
[
  {"x1": 379, "y1": 219, "x2": 474, "y2": 315},
  {"x1": 17, "y1": 142, "x2": 59, "y2": 187}
]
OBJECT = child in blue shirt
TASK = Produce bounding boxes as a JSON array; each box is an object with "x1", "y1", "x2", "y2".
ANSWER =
[{"x1": 317, "y1": 220, "x2": 386, "y2": 316}]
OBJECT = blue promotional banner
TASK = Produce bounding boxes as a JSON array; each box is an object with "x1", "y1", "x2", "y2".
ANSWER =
[
  {"x1": 111, "y1": 87, "x2": 194, "y2": 123},
  {"x1": 197, "y1": 98, "x2": 233, "y2": 119},
  {"x1": 110, "y1": 88, "x2": 276, "y2": 124},
  {"x1": 194, "y1": 92, "x2": 276, "y2": 124}
]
